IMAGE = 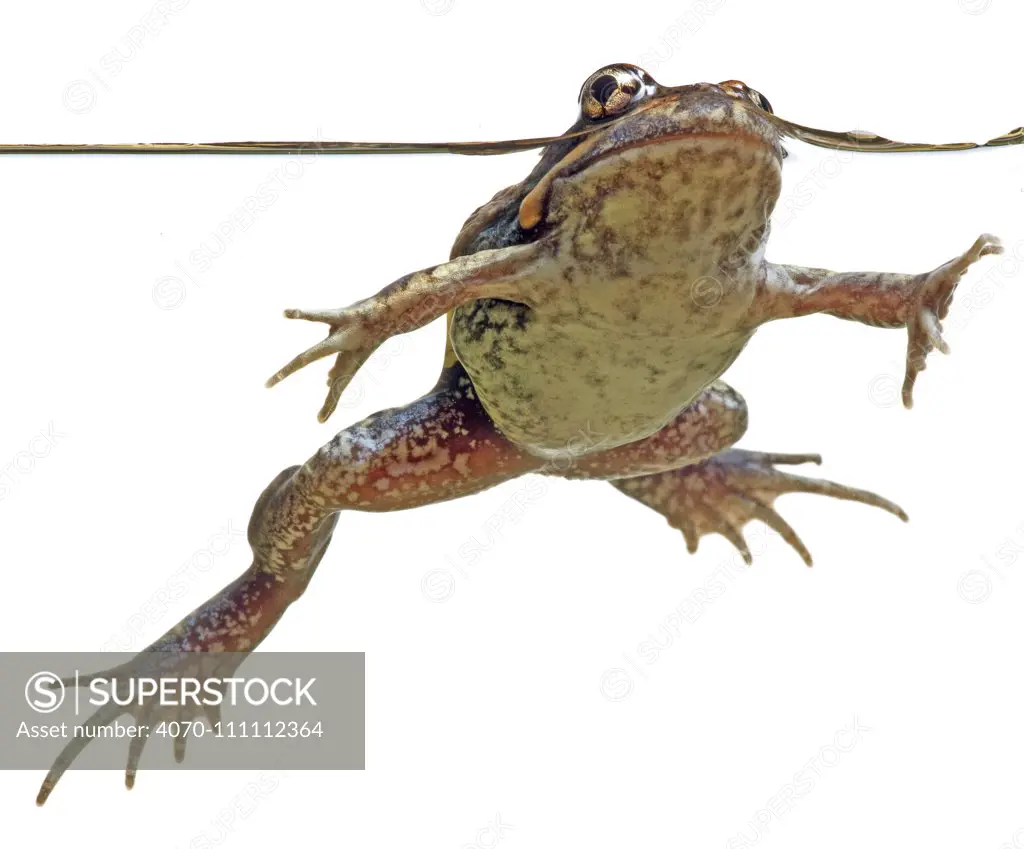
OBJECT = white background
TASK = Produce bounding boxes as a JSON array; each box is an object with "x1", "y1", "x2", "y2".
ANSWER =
[{"x1": 2, "y1": 1, "x2": 1023, "y2": 846}]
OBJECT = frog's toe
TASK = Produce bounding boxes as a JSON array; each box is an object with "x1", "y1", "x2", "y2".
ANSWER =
[
  {"x1": 36, "y1": 701, "x2": 122, "y2": 805},
  {"x1": 266, "y1": 303, "x2": 381, "y2": 420},
  {"x1": 902, "y1": 233, "x2": 1004, "y2": 408},
  {"x1": 612, "y1": 449, "x2": 907, "y2": 566},
  {"x1": 317, "y1": 349, "x2": 375, "y2": 422},
  {"x1": 267, "y1": 306, "x2": 372, "y2": 387},
  {"x1": 35, "y1": 644, "x2": 245, "y2": 804}
]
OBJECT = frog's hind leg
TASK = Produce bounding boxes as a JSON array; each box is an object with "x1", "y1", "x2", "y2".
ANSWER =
[
  {"x1": 36, "y1": 365, "x2": 544, "y2": 805},
  {"x1": 609, "y1": 450, "x2": 907, "y2": 566},
  {"x1": 546, "y1": 380, "x2": 905, "y2": 566}
]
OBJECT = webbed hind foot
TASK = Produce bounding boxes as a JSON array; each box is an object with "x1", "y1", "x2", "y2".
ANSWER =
[{"x1": 611, "y1": 449, "x2": 907, "y2": 566}]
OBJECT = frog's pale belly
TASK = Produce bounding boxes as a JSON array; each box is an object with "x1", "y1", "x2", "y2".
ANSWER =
[
  {"x1": 451, "y1": 298, "x2": 754, "y2": 456},
  {"x1": 450, "y1": 132, "x2": 779, "y2": 457}
]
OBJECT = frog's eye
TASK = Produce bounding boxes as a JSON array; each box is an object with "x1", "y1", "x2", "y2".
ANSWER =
[
  {"x1": 579, "y1": 64, "x2": 657, "y2": 121},
  {"x1": 719, "y1": 79, "x2": 773, "y2": 114},
  {"x1": 748, "y1": 89, "x2": 773, "y2": 114}
]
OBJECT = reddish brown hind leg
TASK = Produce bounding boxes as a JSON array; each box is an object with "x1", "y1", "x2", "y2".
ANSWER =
[
  {"x1": 560, "y1": 381, "x2": 750, "y2": 479},
  {"x1": 36, "y1": 367, "x2": 543, "y2": 805},
  {"x1": 548, "y1": 381, "x2": 905, "y2": 566}
]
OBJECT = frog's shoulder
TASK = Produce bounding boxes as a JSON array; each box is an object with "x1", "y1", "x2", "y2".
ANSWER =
[
  {"x1": 448, "y1": 182, "x2": 526, "y2": 260},
  {"x1": 448, "y1": 131, "x2": 584, "y2": 260},
  {"x1": 437, "y1": 134, "x2": 583, "y2": 377},
  {"x1": 438, "y1": 181, "x2": 530, "y2": 372}
]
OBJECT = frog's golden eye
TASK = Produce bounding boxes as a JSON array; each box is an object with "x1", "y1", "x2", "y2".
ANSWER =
[
  {"x1": 718, "y1": 79, "x2": 773, "y2": 114},
  {"x1": 579, "y1": 64, "x2": 656, "y2": 121},
  {"x1": 748, "y1": 89, "x2": 773, "y2": 114}
]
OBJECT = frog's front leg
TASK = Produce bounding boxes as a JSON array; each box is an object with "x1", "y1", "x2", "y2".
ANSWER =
[
  {"x1": 754, "y1": 234, "x2": 1003, "y2": 407},
  {"x1": 266, "y1": 241, "x2": 550, "y2": 422}
]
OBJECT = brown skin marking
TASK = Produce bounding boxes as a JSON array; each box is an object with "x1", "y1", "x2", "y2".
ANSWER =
[
  {"x1": 252, "y1": 368, "x2": 543, "y2": 574},
  {"x1": 239, "y1": 375, "x2": 753, "y2": 588},
  {"x1": 562, "y1": 381, "x2": 748, "y2": 479}
]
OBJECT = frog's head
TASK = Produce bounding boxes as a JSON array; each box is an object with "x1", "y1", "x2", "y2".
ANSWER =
[
  {"x1": 452, "y1": 64, "x2": 786, "y2": 257},
  {"x1": 579, "y1": 64, "x2": 774, "y2": 127},
  {"x1": 572, "y1": 63, "x2": 781, "y2": 155},
  {"x1": 516, "y1": 64, "x2": 784, "y2": 233}
]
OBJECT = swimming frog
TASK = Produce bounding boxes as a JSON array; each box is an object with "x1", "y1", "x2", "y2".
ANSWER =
[{"x1": 36, "y1": 63, "x2": 1002, "y2": 804}]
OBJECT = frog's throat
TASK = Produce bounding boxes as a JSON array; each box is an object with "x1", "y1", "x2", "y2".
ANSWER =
[{"x1": 517, "y1": 128, "x2": 777, "y2": 231}]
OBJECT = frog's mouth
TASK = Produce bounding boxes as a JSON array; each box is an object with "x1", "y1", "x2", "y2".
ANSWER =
[
  {"x1": 517, "y1": 96, "x2": 782, "y2": 231},
  {"x1": 587, "y1": 127, "x2": 780, "y2": 161},
  {"x1": 571, "y1": 89, "x2": 784, "y2": 166}
]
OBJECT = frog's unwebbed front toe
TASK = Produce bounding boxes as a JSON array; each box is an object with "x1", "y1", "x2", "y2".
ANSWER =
[
  {"x1": 901, "y1": 233, "x2": 1003, "y2": 407},
  {"x1": 265, "y1": 242, "x2": 549, "y2": 422},
  {"x1": 611, "y1": 449, "x2": 907, "y2": 566},
  {"x1": 758, "y1": 232, "x2": 1004, "y2": 409}
]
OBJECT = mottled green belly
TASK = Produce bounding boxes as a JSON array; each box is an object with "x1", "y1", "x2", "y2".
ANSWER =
[{"x1": 450, "y1": 298, "x2": 753, "y2": 458}]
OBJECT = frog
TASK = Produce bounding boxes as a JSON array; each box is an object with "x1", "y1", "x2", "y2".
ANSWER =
[{"x1": 36, "y1": 63, "x2": 1003, "y2": 804}]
